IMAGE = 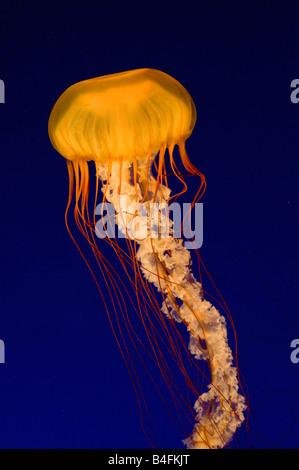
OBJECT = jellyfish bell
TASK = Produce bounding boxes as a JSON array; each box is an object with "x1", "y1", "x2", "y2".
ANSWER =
[
  {"x1": 48, "y1": 68, "x2": 196, "y2": 164},
  {"x1": 48, "y1": 68, "x2": 247, "y2": 449}
]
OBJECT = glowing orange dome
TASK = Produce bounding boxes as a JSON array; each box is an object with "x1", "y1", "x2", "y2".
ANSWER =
[{"x1": 48, "y1": 68, "x2": 196, "y2": 163}]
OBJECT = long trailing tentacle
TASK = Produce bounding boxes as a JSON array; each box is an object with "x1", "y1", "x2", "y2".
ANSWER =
[
  {"x1": 66, "y1": 145, "x2": 247, "y2": 449},
  {"x1": 96, "y1": 147, "x2": 246, "y2": 449}
]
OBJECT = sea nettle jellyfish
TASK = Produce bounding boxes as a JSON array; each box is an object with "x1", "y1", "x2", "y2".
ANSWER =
[{"x1": 48, "y1": 68, "x2": 246, "y2": 449}]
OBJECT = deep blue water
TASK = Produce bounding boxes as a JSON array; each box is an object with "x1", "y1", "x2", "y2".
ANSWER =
[{"x1": 0, "y1": 0, "x2": 298, "y2": 449}]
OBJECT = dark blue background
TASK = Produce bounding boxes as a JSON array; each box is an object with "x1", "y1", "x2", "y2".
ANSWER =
[{"x1": 0, "y1": 0, "x2": 298, "y2": 449}]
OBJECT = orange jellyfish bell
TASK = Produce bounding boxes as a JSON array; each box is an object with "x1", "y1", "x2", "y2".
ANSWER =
[
  {"x1": 48, "y1": 68, "x2": 196, "y2": 164},
  {"x1": 49, "y1": 68, "x2": 246, "y2": 449}
]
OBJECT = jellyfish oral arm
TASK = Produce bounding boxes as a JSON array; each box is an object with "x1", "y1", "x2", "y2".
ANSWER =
[{"x1": 97, "y1": 159, "x2": 246, "y2": 449}]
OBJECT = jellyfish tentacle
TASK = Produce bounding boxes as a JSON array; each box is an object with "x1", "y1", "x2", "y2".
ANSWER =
[{"x1": 97, "y1": 157, "x2": 246, "y2": 449}]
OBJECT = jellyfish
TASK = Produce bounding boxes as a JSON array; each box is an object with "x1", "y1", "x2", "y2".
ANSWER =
[{"x1": 48, "y1": 68, "x2": 247, "y2": 449}]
